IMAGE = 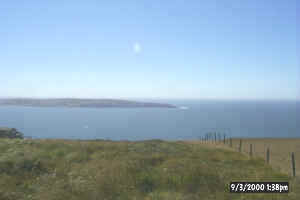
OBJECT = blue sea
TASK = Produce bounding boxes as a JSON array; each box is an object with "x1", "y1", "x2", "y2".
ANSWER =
[{"x1": 0, "y1": 100, "x2": 299, "y2": 140}]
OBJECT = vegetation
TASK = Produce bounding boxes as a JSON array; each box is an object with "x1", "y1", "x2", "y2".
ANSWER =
[
  {"x1": 229, "y1": 138, "x2": 300, "y2": 178},
  {"x1": 0, "y1": 128, "x2": 23, "y2": 139},
  {"x1": 0, "y1": 139, "x2": 298, "y2": 200}
]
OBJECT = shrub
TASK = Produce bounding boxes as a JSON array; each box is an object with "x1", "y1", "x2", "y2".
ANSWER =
[{"x1": 0, "y1": 128, "x2": 23, "y2": 139}]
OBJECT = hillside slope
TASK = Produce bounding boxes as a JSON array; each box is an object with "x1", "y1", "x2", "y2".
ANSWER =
[{"x1": 0, "y1": 139, "x2": 298, "y2": 200}]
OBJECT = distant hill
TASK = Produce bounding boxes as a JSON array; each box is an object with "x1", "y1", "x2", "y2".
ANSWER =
[{"x1": 0, "y1": 98, "x2": 177, "y2": 108}]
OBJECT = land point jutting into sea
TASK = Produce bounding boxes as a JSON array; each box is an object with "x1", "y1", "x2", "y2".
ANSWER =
[{"x1": 0, "y1": 98, "x2": 177, "y2": 108}]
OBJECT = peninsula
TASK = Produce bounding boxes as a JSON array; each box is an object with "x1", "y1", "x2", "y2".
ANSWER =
[{"x1": 0, "y1": 98, "x2": 177, "y2": 108}]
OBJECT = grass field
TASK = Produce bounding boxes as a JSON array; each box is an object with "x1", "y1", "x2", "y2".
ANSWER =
[
  {"x1": 188, "y1": 138, "x2": 300, "y2": 178},
  {"x1": 229, "y1": 138, "x2": 300, "y2": 177},
  {"x1": 0, "y1": 138, "x2": 299, "y2": 200}
]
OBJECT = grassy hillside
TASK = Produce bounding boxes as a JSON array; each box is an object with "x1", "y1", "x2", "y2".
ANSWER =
[
  {"x1": 0, "y1": 139, "x2": 299, "y2": 200},
  {"x1": 229, "y1": 138, "x2": 300, "y2": 177}
]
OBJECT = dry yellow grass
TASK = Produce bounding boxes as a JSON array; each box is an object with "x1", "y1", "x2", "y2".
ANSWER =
[
  {"x1": 187, "y1": 138, "x2": 300, "y2": 177},
  {"x1": 231, "y1": 138, "x2": 300, "y2": 177}
]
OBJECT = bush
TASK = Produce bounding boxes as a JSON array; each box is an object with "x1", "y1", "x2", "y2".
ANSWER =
[{"x1": 0, "y1": 128, "x2": 23, "y2": 139}]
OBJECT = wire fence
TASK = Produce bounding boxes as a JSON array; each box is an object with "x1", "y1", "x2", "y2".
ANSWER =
[{"x1": 199, "y1": 133, "x2": 298, "y2": 178}]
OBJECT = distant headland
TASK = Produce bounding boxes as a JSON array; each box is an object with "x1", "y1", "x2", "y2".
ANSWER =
[{"x1": 0, "y1": 98, "x2": 177, "y2": 109}]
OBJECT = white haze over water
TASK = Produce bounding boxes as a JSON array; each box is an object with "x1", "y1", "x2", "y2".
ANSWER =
[{"x1": 179, "y1": 106, "x2": 189, "y2": 110}]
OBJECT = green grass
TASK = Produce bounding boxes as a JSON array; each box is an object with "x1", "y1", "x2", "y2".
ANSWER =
[{"x1": 0, "y1": 139, "x2": 299, "y2": 200}]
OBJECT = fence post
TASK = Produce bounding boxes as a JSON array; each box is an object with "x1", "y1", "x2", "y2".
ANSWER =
[
  {"x1": 266, "y1": 148, "x2": 270, "y2": 164},
  {"x1": 230, "y1": 138, "x2": 232, "y2": 148},
  {"x1": 214, "y1": 132, "x2": 217, "y2": 143},
  {"x1": 250, "y1": 144, "x2": 253, "y2": 157},
  {"x1": 223, "y1": 134, "x2": 226, "y2": 144},
  {"x1": 239, "y1": 139, "x2": 242, "y2": 152},
  {"x1": 292, "y1": 152, "x2": 296, "y2": 177}
]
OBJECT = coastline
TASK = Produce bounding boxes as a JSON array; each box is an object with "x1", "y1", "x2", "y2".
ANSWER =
[{"x1": 0, "y1": 98, "x2": 177, "y2": 109}]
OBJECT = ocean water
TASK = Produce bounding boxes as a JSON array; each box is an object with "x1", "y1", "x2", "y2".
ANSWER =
[{"x1": 0, "y1": 100, "x2": 299, "y2": 140}]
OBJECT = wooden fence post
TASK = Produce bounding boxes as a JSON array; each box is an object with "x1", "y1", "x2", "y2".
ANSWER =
[
  {"x1": 266, "y1": 148, "x2": 270, "y2": 164},
  {"x1": 239, "y1": 139, "x2": 242, "y2": 152},
  {"x1": 250, "y1": 144, "x2": 253, "y2": 157},
  {"x1": 223, "y1": 134, "x2": 226, "y2": 144},
  {"x1": 214, "y1": 132, "x2": 217, "y2": 143},
  {"x1": 292, "y1": 152, "x2": 296, "y2": 177},
  {"x1": 230, "y1": 138, "x2": 232, "y2": 148}
]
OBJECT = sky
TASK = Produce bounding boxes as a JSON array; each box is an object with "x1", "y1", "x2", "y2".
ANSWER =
[{"x1": 0, "y1": 0, "x2": 299, "y2": 100}]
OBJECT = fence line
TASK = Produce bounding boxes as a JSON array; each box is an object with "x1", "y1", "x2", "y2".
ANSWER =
[{"x1": 200, "y1": 135, "x2": 297, "y2": 178}]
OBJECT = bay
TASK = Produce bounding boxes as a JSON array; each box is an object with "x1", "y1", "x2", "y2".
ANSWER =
[{"x1": 0, "y1": 100, "x2": 299, "y2": 140}]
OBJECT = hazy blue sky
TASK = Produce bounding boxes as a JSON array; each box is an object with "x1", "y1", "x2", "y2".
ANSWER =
[{"x1": 0, "y1": 0, "x2": 298, "y2": 99}]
